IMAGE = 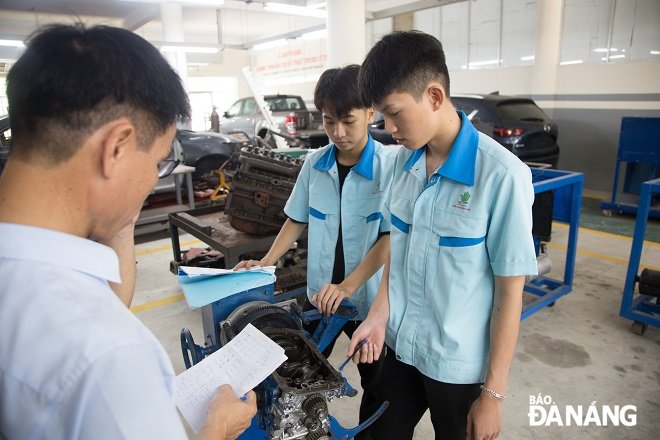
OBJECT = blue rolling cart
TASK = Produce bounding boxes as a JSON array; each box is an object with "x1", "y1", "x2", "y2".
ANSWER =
[
  {"x1": 620, "y1": 177, "x2": 660, "y2": 335},
  {"x1": 600, "y1": 117, "x2": 660, "y2": 218},
  {"x1": 523, "y1": 168, "x2": 583, "y2": 320}
]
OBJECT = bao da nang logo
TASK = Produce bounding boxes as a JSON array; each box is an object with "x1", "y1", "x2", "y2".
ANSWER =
[{"x1": 529, "y1": 394, "x2": 637, "y2": 427}]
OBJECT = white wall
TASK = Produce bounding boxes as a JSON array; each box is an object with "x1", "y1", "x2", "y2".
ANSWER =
[{"x1": 189, "y1": 48, "x2": 251, "y2": 99}]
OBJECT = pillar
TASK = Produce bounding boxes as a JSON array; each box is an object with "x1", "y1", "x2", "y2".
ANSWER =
[{"x1": 327, "y1": 0, "x2": 366, "y2": 68}]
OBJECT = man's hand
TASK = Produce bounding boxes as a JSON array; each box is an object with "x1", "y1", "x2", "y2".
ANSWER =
[
  {"x1": 312, "y1": 283, "x2": 353, "y2": 316},
  {"x1": 233, "y1": 258, "x2": 267, "y2": 271},
  {"x1": 105, "y1": 211, "x2": 140, "y2": 306},
  {"x1": 466, "y1": 393, "x2": 503, "y2": 440},
  {"x1": 347, "y1": 316, "x2": 386, "y2": 364},
  {"x1": 199, "y1": 385, "x2": 257, "y2": 440}
]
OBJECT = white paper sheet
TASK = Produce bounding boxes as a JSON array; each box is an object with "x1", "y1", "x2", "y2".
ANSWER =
[
  {"x1": 174, "y1": 323, "x2": 287, "y2": 433},
  {"x1": 179, "y1": 265, "x2": 276, "y2": 277}
]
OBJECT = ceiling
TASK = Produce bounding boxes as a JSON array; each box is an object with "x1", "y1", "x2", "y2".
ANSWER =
[{"x1": 0, "y1": 0, "x2": 458, "y2": 54}]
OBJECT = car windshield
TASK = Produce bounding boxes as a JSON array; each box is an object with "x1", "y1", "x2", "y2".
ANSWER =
[
  {"x1": 266, "y1": 97, "x2": 303, "y2": 111},
  {"x1": 496, "y1": 101, "x2": 548, "y2": 122}
]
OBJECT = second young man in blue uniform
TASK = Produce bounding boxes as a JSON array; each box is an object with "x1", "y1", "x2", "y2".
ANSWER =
[{"x1": 236, "y1": 65, "x2": 397, "y2": 435}]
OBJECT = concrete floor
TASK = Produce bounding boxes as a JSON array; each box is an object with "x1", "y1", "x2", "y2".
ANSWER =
[{"x1": 132, "y1": 219, "x2": 660, "y2": 439}]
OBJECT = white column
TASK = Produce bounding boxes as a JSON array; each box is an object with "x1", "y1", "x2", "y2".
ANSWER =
[
  {"x1": 327, "y1": 0, "x2": 366, "y2": 68},
  {"x1": 161, "y1": 2, "x2": 188, "y2": 90},
  {"x1": 531, "y1": 0, "x2": 564, "y2": 98}
]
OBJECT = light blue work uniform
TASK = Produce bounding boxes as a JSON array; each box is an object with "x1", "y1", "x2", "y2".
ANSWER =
[
  {"x1": 0, "y1": 223, "x2": 188, "y2": 440},
  {"x1": 385, "y1": 111, "x2": 538, "y2": 384},
  {"x1": 284, "y1": 135, "x2": 397, "y2": 321}
]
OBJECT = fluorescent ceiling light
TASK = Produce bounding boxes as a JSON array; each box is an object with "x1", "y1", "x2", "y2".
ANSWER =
[
  {"x1": 594, "y1": 47, "x2": 619, "y2": 53},
  {"x1": 252, "y1": 39, "x2": 288, "y2": 51},
  {"x1": 161, "y1": 45, "x2": 219, "y2": 53},
  {"x1": 120, "y1": 0, "x2": 224, "y2": 5},
  {"x1": 560, "y1": 59, "x2": 583, "y2": 65},
  {"x1": 606, "y1": 54, "x2": 626, "y2": 60},
  {"x1": 264, "y1": 3, "x2": 326, "y2": 18},
  {"x1": 650, "y1": 50, "x2": 660, "y2": 55},
  {"x1": 468, "y1": 59, "x2": 500, "y2": 67},
  {"x1": 0, "y1": 39, "x2": 24, "y2": 48},
  {"x1": 520, "y1": 55, "x2": 534, "y2": 61}
]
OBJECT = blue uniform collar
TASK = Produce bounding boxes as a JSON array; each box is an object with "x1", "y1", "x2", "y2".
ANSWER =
[
  {"x1": 313, "y1": 134, "x2": 375, "y2": 180},
  {"x1": 402, "y1": 111, "x2": 478, "y2": 186}
]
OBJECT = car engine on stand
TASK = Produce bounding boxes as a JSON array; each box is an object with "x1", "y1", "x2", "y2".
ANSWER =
[
  {"x1": 181, "y1": 290, "x2": 386, "y2": 440},
  {"x1": 219, "y1": 300, "x2": 346, "y2": 440}
]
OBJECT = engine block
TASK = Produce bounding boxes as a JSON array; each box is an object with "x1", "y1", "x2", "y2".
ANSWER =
[{"x1": 225, "y1": 146, "x2": 304, "y2": 235}]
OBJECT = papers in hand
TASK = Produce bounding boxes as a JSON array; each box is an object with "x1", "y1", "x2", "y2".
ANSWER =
[{"x1": 175, "y1": 324, "x2": 287, "y2": 433}]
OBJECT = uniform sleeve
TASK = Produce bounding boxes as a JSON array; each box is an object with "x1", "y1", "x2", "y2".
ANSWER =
[
  {"x1": 284, "y1": 153, "x2": 314, "y2": 223},
  {"x1": 486, "y1": 164, "x2": 538, "y2": 276},
  {"x1": 58, "y1": 344, "x2": 189, "y2": 440},
  {"x1": 382, "y1": 148, "x2": 405, "y2": 231},
  {"x1": 378, "y1": 152, "x2": 398, "y2": 234}
]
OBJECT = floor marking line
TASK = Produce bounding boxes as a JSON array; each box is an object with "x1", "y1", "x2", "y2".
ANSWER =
[
  {"x1": 130, "y1": 293, "x2": 185, "y2": 314},
  {"x1": 136, "y1": 239, "x2": 203, "y2": 257}
]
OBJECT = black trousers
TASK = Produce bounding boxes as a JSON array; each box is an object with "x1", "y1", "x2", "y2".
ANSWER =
[
  {"x1": 366, "y1": 346, "x2": 482, "y2": 440},
  {"x1": 303, "y1": 315, "x2": 385, "y2": 440}
]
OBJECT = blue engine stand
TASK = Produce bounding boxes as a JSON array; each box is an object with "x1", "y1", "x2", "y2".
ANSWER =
[
  {"x1": 179, "y1": 279, "x2": 386, "y2": 440},
  {"x1": 523, "y1": 168, "x2": 584, "y2": 319},
  {"x1": 620, "y1": 177, "x2": 660, "y2": 335}
]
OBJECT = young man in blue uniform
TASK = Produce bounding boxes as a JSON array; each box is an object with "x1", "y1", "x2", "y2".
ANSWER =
[
  {"x1": 236, "y1": 65, "x2": 396, "y2": 435},
  {"x1": 348, "y1": 31, "x2": 538, "y2": 440}
]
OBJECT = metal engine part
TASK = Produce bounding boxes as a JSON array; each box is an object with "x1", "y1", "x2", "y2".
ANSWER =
[
  {"x1": 225, "y1": 145, "x2": 304, "y2": 235},
  {"x1": 220, "y1": 300, "x2": 344, "y2": 440}
]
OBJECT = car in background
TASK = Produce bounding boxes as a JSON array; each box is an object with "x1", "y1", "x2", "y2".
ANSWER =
[
  {"x1": 368, "y1": 93, "x2": 560, "y2": 168},
  {"x1": 151, "y1": 128, "x2": 247, "y2": 194},
  {"x1": 175, "y1": 129, "x2": 245, "y2": 180},
  {"x1": 451, "y1": 93, "x2": 559, "y2": 168},
  {"x1": 0, "y1": 115, "x2": 10, "y2": 174},
  {"x1": 221, "y1": 94, "x2": 327, "y2": 148},
  {"x1": 368, "y1": 111, "x2": 396, "y2": 145}
]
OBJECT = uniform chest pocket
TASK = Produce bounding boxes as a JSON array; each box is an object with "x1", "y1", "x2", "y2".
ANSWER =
[
  {"x1": 389, "y1": 194, "x2": 414, "y2": 234},
  {"x1": 356, "y1": 196, "x2": 386, "y2": 224},
  {"x1": 309, "y1": 193, "x2": 339, "y2": 220},
  {"x1": 432, "y1": 210, "x2": 488, "y2": 261}
]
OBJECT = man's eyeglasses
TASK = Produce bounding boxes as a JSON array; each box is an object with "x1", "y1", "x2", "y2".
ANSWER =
[{"x1": 157, "y1": 157, "x2": 180, "y2": 178}]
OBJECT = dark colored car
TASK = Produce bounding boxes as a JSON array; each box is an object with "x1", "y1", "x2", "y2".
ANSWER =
[
  {"x1": 368, "y1": 93, "x2": 560, "y2": 168},
  {"x1": 152, "y1": 128, "x2": 246, "y2": 195},
  {"x1": 0, "y1": 115, "x2": 10, "y2": 174},
  {"x1": 451, "y1": 93, "x2": 559, "y2": 168},
  {"x1": 176, "y1": 129, "x2": 245, "y2": 180}
]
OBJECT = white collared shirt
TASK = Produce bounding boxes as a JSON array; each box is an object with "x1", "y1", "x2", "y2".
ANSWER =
[{"x1": 0, "y1": 223, "x2": 187, "y2": 439}]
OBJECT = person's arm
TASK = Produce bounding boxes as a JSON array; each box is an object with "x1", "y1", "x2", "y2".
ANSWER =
[
  {"x1": 313, "y1": 234, "x2": 389, "y2": 315},
  {"x1": 233, "y1": 219, "x2": 306, "y2": 270},
  {"x1": 346, "y1": 254, "x2": 390, "y2": 364},
  {"x1": 198, "y1": 385, "x2": 257, "y2": 440},
  {"x1": 106, "y1": 217, "x2": 138, "y2": 307},
  {"x1": 466, "y1": 275, "x2": 524, "y2": 440}
]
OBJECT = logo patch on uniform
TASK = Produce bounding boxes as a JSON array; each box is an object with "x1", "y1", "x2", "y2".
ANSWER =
[{"x1": 453, "y1": 191, "x2": 472, "y2": 211}]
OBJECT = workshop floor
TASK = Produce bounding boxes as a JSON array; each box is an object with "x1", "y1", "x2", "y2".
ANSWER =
[{"x1": 132, "y1": 199, "x2": 660, "y2": 440}]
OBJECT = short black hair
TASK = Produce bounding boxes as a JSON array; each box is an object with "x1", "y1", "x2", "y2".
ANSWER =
[
  {"x1": 6, "y1": 23, "x2": 190, "y2": 163},
  {"x1": 358, "y1": 31, "x2": 450, "y2": 106},
  {"x1": 314, "y1": 64, "x2": 369, "y2": 118}
]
